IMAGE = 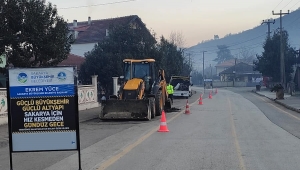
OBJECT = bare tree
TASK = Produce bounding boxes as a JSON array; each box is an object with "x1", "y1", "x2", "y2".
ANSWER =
[
  {"x1": 236, "y1": 46, "x2": 256, "y2": 64},
  {"x1": 169, "y1": 31, "x2": 186, "y2": 49}
]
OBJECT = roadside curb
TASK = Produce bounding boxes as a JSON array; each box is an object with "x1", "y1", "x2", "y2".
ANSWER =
[
  {"x1": 252, "y1": 90, "x2": 300, "y2": 114},
  {"x1": 274, "y1": 100, "x2": 300, "y2": 113}
]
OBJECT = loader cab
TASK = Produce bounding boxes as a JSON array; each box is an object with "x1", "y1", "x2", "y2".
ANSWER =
[{"x1": 123, "y1": 59, "x2": 156, "y2": 93}]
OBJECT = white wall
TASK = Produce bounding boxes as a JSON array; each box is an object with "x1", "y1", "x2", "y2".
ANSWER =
[
  {"x1": 78, "y1": 75, "x2": 100, "y2": 110},
  {"x1": 71, "y1": 43, "x2": 97, "y2": 57},
  {"x1": 213, "y1": 81, "x2": 252, "y2": 87},
  {"x1": 0, "y1": 88, "x2": 7, "y2": 116}
]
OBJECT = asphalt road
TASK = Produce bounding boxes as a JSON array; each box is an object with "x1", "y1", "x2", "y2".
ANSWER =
[
  {"x1": 226, "y1": 87, "x2": 300, "y2": 140},
  {"x1": 2, "y1": 87, "x2": 300, "y2": 170},
  {"x1": 98, "y1": 87, "x2": 300, "y2": 170},
  {"x1": 0, "y1": 90, "x2": 201, "y2": 170}
]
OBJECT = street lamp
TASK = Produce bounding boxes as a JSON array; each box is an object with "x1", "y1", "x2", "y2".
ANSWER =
[{"x1": 203, "y1": 51, "x2": 207, "y2": 92}]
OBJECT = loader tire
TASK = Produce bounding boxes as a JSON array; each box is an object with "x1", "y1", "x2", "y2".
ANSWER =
[
  {"x1": 155, "y1": 90, "x2": 163, "y2": 116},
  {"x1": 150, "y1": 97, "x2": 156, "y2": 118},
  {"x1": 164, "y1": 98, "x2": 171, "y2": 110},
  {"x1": 146, "y1": 102, "x2": 152, "y2": 121}
]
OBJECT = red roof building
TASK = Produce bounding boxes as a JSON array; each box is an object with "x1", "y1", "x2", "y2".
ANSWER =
[
  {"x1": 58, "y1": 53, "x2": 85, "y2": 71},
  {"x1": 59, "y1": 15, "x2": 147, "y2": 72},
  {"x1": 68, "y1": 15, "x2": 144, "y2": 44},
  {"x1": 215, "y1": 59, "x2": 241, "y2": 75}
]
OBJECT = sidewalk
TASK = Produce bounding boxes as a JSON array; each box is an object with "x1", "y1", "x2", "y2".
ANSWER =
[{"x1": 253, "y1": 87, "x2": 300, "y2": 113}]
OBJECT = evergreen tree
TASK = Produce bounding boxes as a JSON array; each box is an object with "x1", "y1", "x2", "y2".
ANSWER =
[
  {"x1": 254, "y1": 30, "x2": 297, "y2": 82},
  {"x1": 0, "y1": 0, "x2": 71, "y2": 67},
  {"x1": 213, "y1": 45, "x2": 234, "y2": 64}
]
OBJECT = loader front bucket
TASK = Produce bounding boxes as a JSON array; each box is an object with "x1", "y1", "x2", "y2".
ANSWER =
[{"x1": 100, "y1": 99, "x2": 151, "y2": 120}]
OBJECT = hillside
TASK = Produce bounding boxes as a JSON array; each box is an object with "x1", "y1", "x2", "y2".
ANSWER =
[{"x1": 187, "y1": 8, "x2": 300, "y2": 72}]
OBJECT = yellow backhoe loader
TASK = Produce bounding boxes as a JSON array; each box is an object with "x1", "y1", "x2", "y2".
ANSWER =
[{"x1": 99, "y1": 59, "x2": 172, "y2": 120}]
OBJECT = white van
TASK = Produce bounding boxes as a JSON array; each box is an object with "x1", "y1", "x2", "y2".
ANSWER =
[{"x1": 170, "y1": 76, "x2": 193, "y2": 99}]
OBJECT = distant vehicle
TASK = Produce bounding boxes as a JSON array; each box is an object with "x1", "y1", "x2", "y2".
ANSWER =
[
  {"x1": 170, "y1": 76, "x2": 193, "y2": 99},
  {"x1": 204, "y1": 79, "x2": 213, "y2": 89}
]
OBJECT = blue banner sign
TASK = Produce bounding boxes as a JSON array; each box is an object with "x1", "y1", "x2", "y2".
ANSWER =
[{"x1": 9, "y1": 67, "x2": 75, "y2": 98}]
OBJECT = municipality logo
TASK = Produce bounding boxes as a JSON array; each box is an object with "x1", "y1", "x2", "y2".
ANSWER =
[
  {"x1": 17, "y1": 73, "x2": 28, "y2": 84},
  {"x1": 57, "y1": 72, "x2": 67, "y2": 81}
]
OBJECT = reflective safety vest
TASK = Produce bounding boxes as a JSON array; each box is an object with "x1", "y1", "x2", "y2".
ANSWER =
[{"x1": 167, "y1": 84, "x2": 174, "y2": 94}]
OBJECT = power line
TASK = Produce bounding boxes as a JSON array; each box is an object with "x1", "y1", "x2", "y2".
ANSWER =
[
  {"x1": 231, "y1": 43, "x2": 263, "y2": 56},
  {"x1": 273, "y1": 0, "x2": 284, "y2": 11},
  {"x1": 289, "y1": 0, "x2": 300, "y2": 9},
  {"x1": 58, "y1": 0, "x2": 137, "y2": 9},
  {"x1": 284, "y1": 2, "x2": 300, "y2": 27},
  {"x1": 267, "y1": 0, "x2": 284, "y2": 18},
  {"x1": 188, "y1": 42, "x2": 264, "y2": 55},
  {"x1": 188, "y1": 33, "x2": 266, "y2": 53},
  {"x1": 283, "y1": 0, "x2": 300, "y2": 27},
  {"x1": 222, "y1": 34, "x2": 266, "y2": 48},
  {"x1": 286, "y1": 15, "x2": 300, "y2": 27},
  {"x1": 187, "y1": 34, "x2": 266, "y2": 54},
  {"x1": 282, "y1": 0, "x2": 294, "y2": 10},
  {"x1": 206, "y1": 43, "x2": 263, "y2": 55}
]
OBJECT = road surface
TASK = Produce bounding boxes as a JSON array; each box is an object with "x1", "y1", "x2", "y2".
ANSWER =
[
  {"x1": 2, "y1": 87, "x2": 300, "y2": 170},
  {"x1": 100, "y1": 87, "x2": 300, "y2": 170},
  {"x1": 0, "y1": 90, "x2": 200, "y2": 170}
]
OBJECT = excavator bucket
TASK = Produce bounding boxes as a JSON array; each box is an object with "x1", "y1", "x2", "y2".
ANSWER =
[{"x1": 100, "y1": 99, "x2": 151, "y2": 120}]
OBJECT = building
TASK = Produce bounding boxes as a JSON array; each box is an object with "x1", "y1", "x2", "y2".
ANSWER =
[
  {"x1": 68, "y1": 15, "x2": 146, "y2": 57},
  {"x1": 215, "y1": 59, "x2": 241, "y2": 76},
  {"x1": 219, "y1": 62, "x2": 261, "y2": 82},
  {"x1": 58, "y1": 53, "x2": 85, "y2": 73},
  {"x1": 59, "y1": 15, "x2": 147, "y2": 72}
]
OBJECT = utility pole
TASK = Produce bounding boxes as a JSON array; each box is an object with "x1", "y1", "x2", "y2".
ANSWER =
[
  {"x1": 233, "y1": 58, "x2": 237, "y2": 87},
  {"x1": 261, "y1": 19, "x2": 275, "y2": 39},
  {"x1": 182, "y1": 50, "x2": 185, "y2": 74},
  {"x1": 273, "y1": 10, "x2": 289, "y2": 89},
  {"x1": 210, "y1": 64, "x2": 212, "y2": 78},
  {"x1": 203, "y1": 51, "x2": 207, "y2": 92},
  {"x1": 297, "y1": 49, "x2": 300, "y2": 67},
  {"x1": 188, "y1": 53, "x2": 191, "y2": 70}
]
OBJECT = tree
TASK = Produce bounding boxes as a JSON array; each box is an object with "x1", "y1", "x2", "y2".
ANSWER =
[
  {"x1": 156, "y1": 36, "x2": 185, "y2": 80},
  {"x1": 0, "y1": 0, "x2": 71, "y2": 67},
  {"x1": 181, "y1": 54, "x2": 193, "y2": 76},
  {"x1": 169, "y1": 31, "x2": 186, "y2": 49},
  {"x1": 235, "y1": 46, "x2": 256, "y2": 63},
  {"x1": 168, "y1": 31, "x2": 188, "y2": 75},
  {"x1": 190, "y1": 70, "x2": 203, "y2": 85},
  {"x1": 213, "y1": 45, "x2": 234, "y2": 64},
  {"x1": 79, "y1": 23, "x2": 158, "y2": 92},
  {"x1": 79, "y1": 25, "x2": 190, "y2": 93},
  {"x1": 254, "y1": 29, "x2": 297, "y2": 82}
]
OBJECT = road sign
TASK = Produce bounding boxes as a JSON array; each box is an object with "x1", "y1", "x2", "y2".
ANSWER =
[{"x1": 7, "y1": 66, "x2": 82, "y2": 169}]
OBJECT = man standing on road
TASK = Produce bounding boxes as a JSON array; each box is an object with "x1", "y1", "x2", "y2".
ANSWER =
[{"x1": 167, "y1": 82, "x2": 174, "y2": 104}]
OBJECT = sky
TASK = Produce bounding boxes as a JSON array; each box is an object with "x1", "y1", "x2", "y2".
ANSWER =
[{"x1": 47, "y1": 0, "x2": 300, "y2": 47}]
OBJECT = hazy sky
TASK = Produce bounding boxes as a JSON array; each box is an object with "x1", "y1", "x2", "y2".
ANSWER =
[{"x1": 48, "y1": 0, "x2": 299, "y2": 47}]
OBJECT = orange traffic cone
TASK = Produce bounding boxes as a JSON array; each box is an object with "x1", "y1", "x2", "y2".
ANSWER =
[
  {"x1": 198, "y1": 94, "x2": 203, "y2": 105},
  {"x1": 209, "y1": 91, "x2": 212, "y2": 99},
  {"x1": 185, "y1": 100, "x2": 191, "y2": 114},
  {"x1": 215, "y1": 88, "x2": 218, "y2": 94},
  {"x1": 158, "y1": 110, "x2": 169, "y2": 132}
]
